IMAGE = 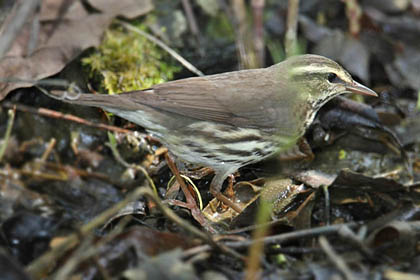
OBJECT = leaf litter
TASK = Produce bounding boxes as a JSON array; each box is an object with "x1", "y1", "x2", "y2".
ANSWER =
[{"x1": 0, "y1": 1, "x2": 420, "y2": 279}]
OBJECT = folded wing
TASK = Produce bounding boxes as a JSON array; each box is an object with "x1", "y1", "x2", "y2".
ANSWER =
[{"x1": 121, "y1": 66, "x2": 290, "y2": 130}]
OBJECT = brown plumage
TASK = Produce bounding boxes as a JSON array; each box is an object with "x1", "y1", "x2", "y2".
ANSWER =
[{"x1": 45, "y1": 54, "x2": 377, "y2": 212}]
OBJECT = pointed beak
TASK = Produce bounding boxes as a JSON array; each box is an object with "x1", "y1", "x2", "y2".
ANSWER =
[{"x1": 346, "y1": 81, "x2": 378, "y2": 97}]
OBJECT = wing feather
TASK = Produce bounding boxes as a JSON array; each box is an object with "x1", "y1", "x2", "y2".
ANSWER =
[{"x1": 120, "y1": 64, "x2": 290, "y2": 129}]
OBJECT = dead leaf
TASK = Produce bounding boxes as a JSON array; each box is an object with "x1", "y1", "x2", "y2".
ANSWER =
[
  {"x1": 332, "y1": 168, "x2": 406, "y2": 192},
  {"x1": 0, "y1": 0, "x2": 153, "y2": 100},
  {"x1": 367, "y1": 221, "x2": 418, "y2": 260}
]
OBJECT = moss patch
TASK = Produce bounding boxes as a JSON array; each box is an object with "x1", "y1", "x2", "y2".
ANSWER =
[{"x1": 82, "y1": 23, "x2": 181, "y2": 94}]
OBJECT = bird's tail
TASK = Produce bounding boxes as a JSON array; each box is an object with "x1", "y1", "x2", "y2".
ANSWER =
[{"x1": 43, "y1": 89, "x2": 140, "y2": 111}]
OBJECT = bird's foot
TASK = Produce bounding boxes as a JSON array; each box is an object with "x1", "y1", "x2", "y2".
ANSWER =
[
  {"x1": 298, "y1": 138, "x2": 315, "y2": 161},
  {"x1": 209, "y1": 172, "x2": 242, "y2": 213},
  {"x1": 215, "y1": 174, "x2": 239, "y2": 212}
]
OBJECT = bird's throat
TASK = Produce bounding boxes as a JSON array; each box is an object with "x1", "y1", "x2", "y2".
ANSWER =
[{"x1": 303, "y1": 92, "x2": 340, "y2": 130}]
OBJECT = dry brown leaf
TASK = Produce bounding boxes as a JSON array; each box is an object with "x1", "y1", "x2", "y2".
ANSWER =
[{"x1": 0, "y1": 0, "x2": 153, "y2": 100}]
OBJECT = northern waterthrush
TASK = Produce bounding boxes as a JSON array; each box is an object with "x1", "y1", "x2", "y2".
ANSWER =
[{"x1": 46, "y1": 54, "x2": 377, "y2": 210}]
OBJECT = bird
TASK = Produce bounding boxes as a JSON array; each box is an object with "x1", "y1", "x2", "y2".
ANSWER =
[{"x1": 45, "y1": 54, "x2": 378, "y2": 212}]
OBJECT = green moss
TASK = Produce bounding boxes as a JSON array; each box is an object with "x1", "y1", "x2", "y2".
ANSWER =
[{"x1": 82, "y1": 24, "x2": 180, "y2": 94}]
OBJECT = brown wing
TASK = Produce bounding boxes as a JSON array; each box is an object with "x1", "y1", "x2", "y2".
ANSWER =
[{"x1": 121, "y1": 65, "x2": 291, "y2": 129}]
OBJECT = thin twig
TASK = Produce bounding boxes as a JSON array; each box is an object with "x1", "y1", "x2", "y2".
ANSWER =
[
  {"x1": 26, "y1": 186, "x2": 244, "y2": 278},
  {"x1": 143, "y1": 187, "x2": 245, "y2": 261},
  {"x1": 165, "y1": 153, "x2": 215, "y2": 232},
  {"x1": 116, "y1": 19, "x2": 204, "y2": 77},
  {"x1": 163, "y1": 154, "x2": 244, "y2": 259},
  {"x1": 344, "y1": 0, "x2": 362, "y2": 37},
  {"x1": 0, "y1": 77, "x2": 74, "y2": 87},
  {"x1": 224, "y1": 223, "x2": 359, "y2": 248},
  {"x1": 167, "y1": 174, "x2": 203, "y2": 210},
  {"x1": 181, "y1": 0, "x2": 201, "y2": 44},
  {"x1": 322, "y1": 185, "x2": 331, "y2": 225},
  {"x1": 0, "y1": 0, "x2": 41, "y2": 58},
  {"x1": 1, "y1": 101, "x2": 135, "y2": 135},
  {"x1": 26, "y1": 186, "x2": 152, "y2": 278},
  {"x1": 226, "y1": 218, "x2": 289, "y2": 235},
  {"x1": 285, "y1": 0, "x2": 300, "y2": 58},
  {"x1": 0, "y1": 107, "x2": 16, "y2": 162},
  {"x1": 51, "y1": 234, "x2": 97, "y2": 280},
  {"x1": 319, "y1": 236, "x2": 357, "y2": 280},
  {"x1": 251, "y1": 0, "x2": 265, "y2": 67},
  {"x1": 337, "y1": 225, "x2": 375, "y2": 260},
  {"x1": 40, "y1": 138, "x2": 56, "y2": 162},
  {"x1": 52, "y1": 216, "x2": 139, "y2": 280},
  {"x1": 106, "y1": 132, "x2": 158, "y2": 196},
  {"x1": 231, "y1": 0, "x2": 258, "y2": 69}
]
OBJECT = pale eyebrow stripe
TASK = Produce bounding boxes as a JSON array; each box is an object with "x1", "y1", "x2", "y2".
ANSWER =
[
  {"x1": 291, "y1": 65, "x2": 333, "y2": 74},
  {"x1": 290, "y1": 65, "x2": 352, "y2": 83}
]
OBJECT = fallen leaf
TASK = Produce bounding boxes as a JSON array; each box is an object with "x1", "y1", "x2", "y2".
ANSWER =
[{"x1": 0, "y1": 0, "x2": 153, "y2": 100}]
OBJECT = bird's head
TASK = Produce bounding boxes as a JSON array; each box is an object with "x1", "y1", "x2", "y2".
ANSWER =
[{"x1": 283, "y1": 54, "x2": 377, "y2": 112}]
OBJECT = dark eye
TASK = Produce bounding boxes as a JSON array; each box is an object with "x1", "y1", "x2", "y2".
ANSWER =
[{"x1": 327, "y1": 73, "x2": 337, "y2": 83}]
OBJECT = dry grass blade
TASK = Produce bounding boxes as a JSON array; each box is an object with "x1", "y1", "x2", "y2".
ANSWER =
[
  {"x1": 319, "y1": 236, "x2": 357, "y2": 280},
  {"x1": 116, "y1": 20, "x2": 204, "y2": 77},
  {"x1": 0, "y1": 107, "x2": 15, "y2": 162}
]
